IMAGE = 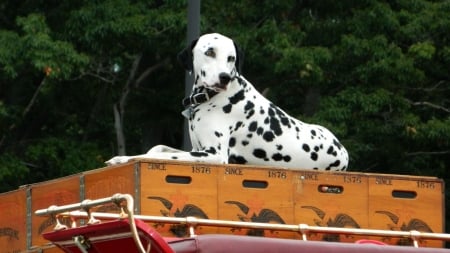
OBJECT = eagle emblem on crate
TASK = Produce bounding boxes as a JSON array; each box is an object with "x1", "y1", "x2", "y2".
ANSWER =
[
  {"x1": 225, "y1": 200, "x2": 286, "y2": 237},
  {"x1": 302, "y1": 205, "x2": 361, "y2": 242},
  {"x1": 375, "y1": 210, "x2": 433, "y2": 246},
  {"x1": 148, "y1": 196, "x2": 209, "y2": 237}
]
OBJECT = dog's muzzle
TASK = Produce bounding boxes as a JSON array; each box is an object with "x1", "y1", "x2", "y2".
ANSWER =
[{"x1": 214, "y1": 72, "x2": 233, "y2": 90}]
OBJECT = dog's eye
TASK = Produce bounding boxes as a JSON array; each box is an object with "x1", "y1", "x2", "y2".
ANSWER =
[
  {"x1": 205, "y1": 48, "x2": 216, "y2": 57},
  {"x1": 227, "y1": 56, "x2": 236, "y2": 62}
]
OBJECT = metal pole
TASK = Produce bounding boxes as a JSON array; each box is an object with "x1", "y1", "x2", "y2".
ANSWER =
[{"x1": 182, "y1": 0, "x2": 200, "y2": 150}]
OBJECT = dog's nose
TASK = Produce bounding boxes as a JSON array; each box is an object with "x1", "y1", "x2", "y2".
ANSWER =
[{"x1": 219, "y1": 72, "x2": 231, "y2": 85}]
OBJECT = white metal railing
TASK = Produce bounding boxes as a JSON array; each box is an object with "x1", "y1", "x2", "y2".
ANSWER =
[
  {"x1": 35, "y1": 193, "x2": 450, "y2": 248},
  {"x1": 35, "y1": 193, "x2": 149, "y2": 253}
]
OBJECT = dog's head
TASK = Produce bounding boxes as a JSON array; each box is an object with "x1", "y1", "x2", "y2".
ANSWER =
[{"x1": 178, "y1": 33, "x2": 244, "y2": 91}]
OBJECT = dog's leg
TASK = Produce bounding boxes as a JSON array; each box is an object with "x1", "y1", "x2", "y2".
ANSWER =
[
  {"x1": 105, "y1": 146, "x2": 224, "y2": 165},
  {"x1": 147, "y1": 144, "x2": 185, "y2": 153}
]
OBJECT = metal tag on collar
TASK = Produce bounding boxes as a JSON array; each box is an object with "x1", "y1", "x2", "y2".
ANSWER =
[
  {"x1": 181, "y1": 106, "x2": 193, "y2": 119},
  {"x1": 192, "y1": 92, "x2": 209, "y2": 104}
]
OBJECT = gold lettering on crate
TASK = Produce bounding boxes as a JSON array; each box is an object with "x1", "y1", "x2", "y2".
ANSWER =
[
  {"x1": 148, "y1": 163, "x2": 167, "y2": 171},
  {"x1": 343, "y1": 175, "x2": 362, "y2": 184},
  {"x1": 300, "y1": 172, "x2": 319, "y2": 181},
  {"x1": 375, "y1": 176, "x2": 393, "y2": 185},
  {"x1": 192, "y1": 166, "x2": 211, "y2": 174},
  {"x1": 268, "y1": 170, "x2": 287, "y2": 179},
  {"x1": 224, "y1": 167, "x2": 243, "y2": 176},
  {"x1": 417, "y1": 181, "x2": 435, "y2": 189}
]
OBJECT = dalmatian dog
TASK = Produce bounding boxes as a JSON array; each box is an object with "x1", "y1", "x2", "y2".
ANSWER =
[{"x1": 106, "y1": 33, "x2": 348, "y2": 171}]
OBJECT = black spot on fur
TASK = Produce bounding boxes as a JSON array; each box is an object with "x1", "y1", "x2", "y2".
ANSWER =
[
  {"x1": 214, "y1": 131, "x2": 222, "y2": 137},
  {"x1": 333, "y1": 139, "x2": 343, "y2": 150},
  {"x1": 311, "y1": 130, "x2": 317, "y2": 136},
  {"x1": 234, "y1": 121, "x2": 243, "y2": 131},
  {"x1": 314, "y1": 146, "x2": 320, "y2": 152},
  {"x1": 257, "y1": 127, "x2": 264, "y2": 135},
  {"x1": 171, "y1": 156, "x2": 178, "y2": 159},
  {"x1": 310, "y1": 152, "x2": 318, "y2": 161},
  {"x1": 242, "y1": 140, "x2": 249, "y2": 146},
  {"x1": 326, "y1": 160, "x2": 341, "y2": 170},
  {"x1": 201, "y1": 70, "x2": 206, "y2": 77},
  {"x1": 205, "y1": 147, "x2": 217, "y2": 154},
  {"x1": 271, "y1": 153, "x2": 291, "y2": 162},
  {"x1": 244, "y1": 101, "x2": 255, "y2": 119},
  {"x1": 302, "y1": 144, "x2": 310, "y2": 152},
  {"x1": 263, "y1": 131, "x2": 275, "y2": 142},
  {"x1": 229, "y1": 90, "x2": 245, "y2": 104},
  {"x1": 276, "y1": 145, "x2": 283, "y2": 150},
  {"x1": 267, "y1": 108, "x2": 283, "y2": 136},
  {"x1": 327, "y1": 146, "x2": 338, "y2": 156},
  {"x1": 272, "y1": 153, "x2": 283, "y2": 161},
  {"x1": 249, "y1": 121, "x2": 257, "y2": 132},
  {"x1": 246, "y1": 110, "x2": 255, "y2": 119},
  {"x1": 190, "y1": 151, "x2": 208, "y2": 157},
  {"x1": 229, "y1": 137, "x2": 236, "y2": 147},
  {"x1": 244, "y1": 101, "x2": 255, "y2": 112},
  {"x1": 228, "y1": 154, "x2": 247, "y2": 164},
  {"x1": 253, "y1": 149, "x2": 268, "y2": 160},
  {"x1": 195, "y1": 75, "x2": 199, "y2": 84},
  {"x1": 223, "y1": 104, "x2": 232, "y2": 113},
  {"x1": 270, "y1": 117, "x2": 282, "y2": 135}
]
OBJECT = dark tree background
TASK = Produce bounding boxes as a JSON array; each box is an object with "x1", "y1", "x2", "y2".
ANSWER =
[{"x1": 0, "y1": 0, "x2": 449, "y2": 235}]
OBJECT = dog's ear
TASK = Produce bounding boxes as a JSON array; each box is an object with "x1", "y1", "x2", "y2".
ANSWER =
[
  {"x1": 234, "y1": 42, "x2": 244, "y2": 74},
  {"x1": 177, "y1": 38, "x2": 199, "y2": 72}
]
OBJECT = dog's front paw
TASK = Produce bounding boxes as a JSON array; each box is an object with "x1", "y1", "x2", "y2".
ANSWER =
[{"x1": 105, "y1": 156, "x2": 131, "y2": 165}]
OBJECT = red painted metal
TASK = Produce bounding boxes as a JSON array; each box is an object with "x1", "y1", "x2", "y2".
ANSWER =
[
  {"x1": 42, "y1": 218, "x2": 450, "y2": 253},
  {"x1": 43, "y1": 219, "x2": 174, "y2": 253}
]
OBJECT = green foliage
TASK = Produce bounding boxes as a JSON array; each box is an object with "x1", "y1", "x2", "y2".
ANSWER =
[
  {"x1": 0, "y1": 153, "x2": 29, "y2": 192},
  {"x1": 0, "y1": 13, "x2": 89, "y2": 79}
]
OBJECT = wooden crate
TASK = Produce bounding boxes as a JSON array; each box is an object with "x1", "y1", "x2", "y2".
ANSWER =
[
  {"x1": 0, "y1": 188, "x2": 27, "y2": 253},
  {"x1": 83, "y1": 163, "x2": 136, "y2": 214},
  {"x1": 0, "y1": 159, "x2": 445, "y2": 252},
  {"x1": 293, "y1": 170, "x2": 369, "y2": 243},
  {"x1": 30, "y1": 174, "x2": 80, "y2": 248},
  {"x1": 140, "y1": 160, "x2": 219, "y2": 237},
  {"x1": 217, "y1": 165, "x2": 295, "y2": 238},
  {"x1": 367, "y1": 174, "x2": 444, "y2": 247}
]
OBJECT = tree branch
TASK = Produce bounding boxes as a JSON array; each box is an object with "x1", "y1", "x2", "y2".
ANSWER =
[
  {"x1": 405, "y1": 150, "x2": 450, "y2": 156},
  {"x1": 23, "y1": 77, "x2": 47, "y2": 117},
  {"x1": 113, "y1": 53, "x2": 143, "y2": 155},
  {"x1": 411, "y1": 101, "x2": 450, "y2": 113},
  {"x1": 0, "y1": 76, "x2": 47, "y2": 149},
  {"x1": 134, "y1": 57, "x2": 170, "y2": 87},
  {"x1": 407, "y1": 80, "x2": 449, "y2": 92}
]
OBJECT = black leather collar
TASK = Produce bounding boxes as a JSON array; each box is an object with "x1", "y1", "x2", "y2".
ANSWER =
[
  {"x1": 182, "y1": 76, "x2": 244, "y2": 107},
  {"x1": 182, "y1": 88, "x2": 218, "y2": 107}
]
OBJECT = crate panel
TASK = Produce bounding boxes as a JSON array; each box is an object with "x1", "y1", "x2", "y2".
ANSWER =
[
  {"x1": 367, "y1": 174, "x2": 444, "y2": 247},
  {"x1": 140, "y1": 160, "x2": 219, "y2": 237},
  {"x1": 84, "y1": 163, "x2": 135, "y2": 214},
  {"x1": 218, "y1": 166, "x2": 295, "y2": 238},
  {"x1": 30, "y1": 175, "x2": 80, "y2": 248},
  {"x1": 294, "y1": 171, "x2": 369, "y2": 243},
  {"x1": 0, "y1": 188, "x2": 27, "y2": 252}
]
